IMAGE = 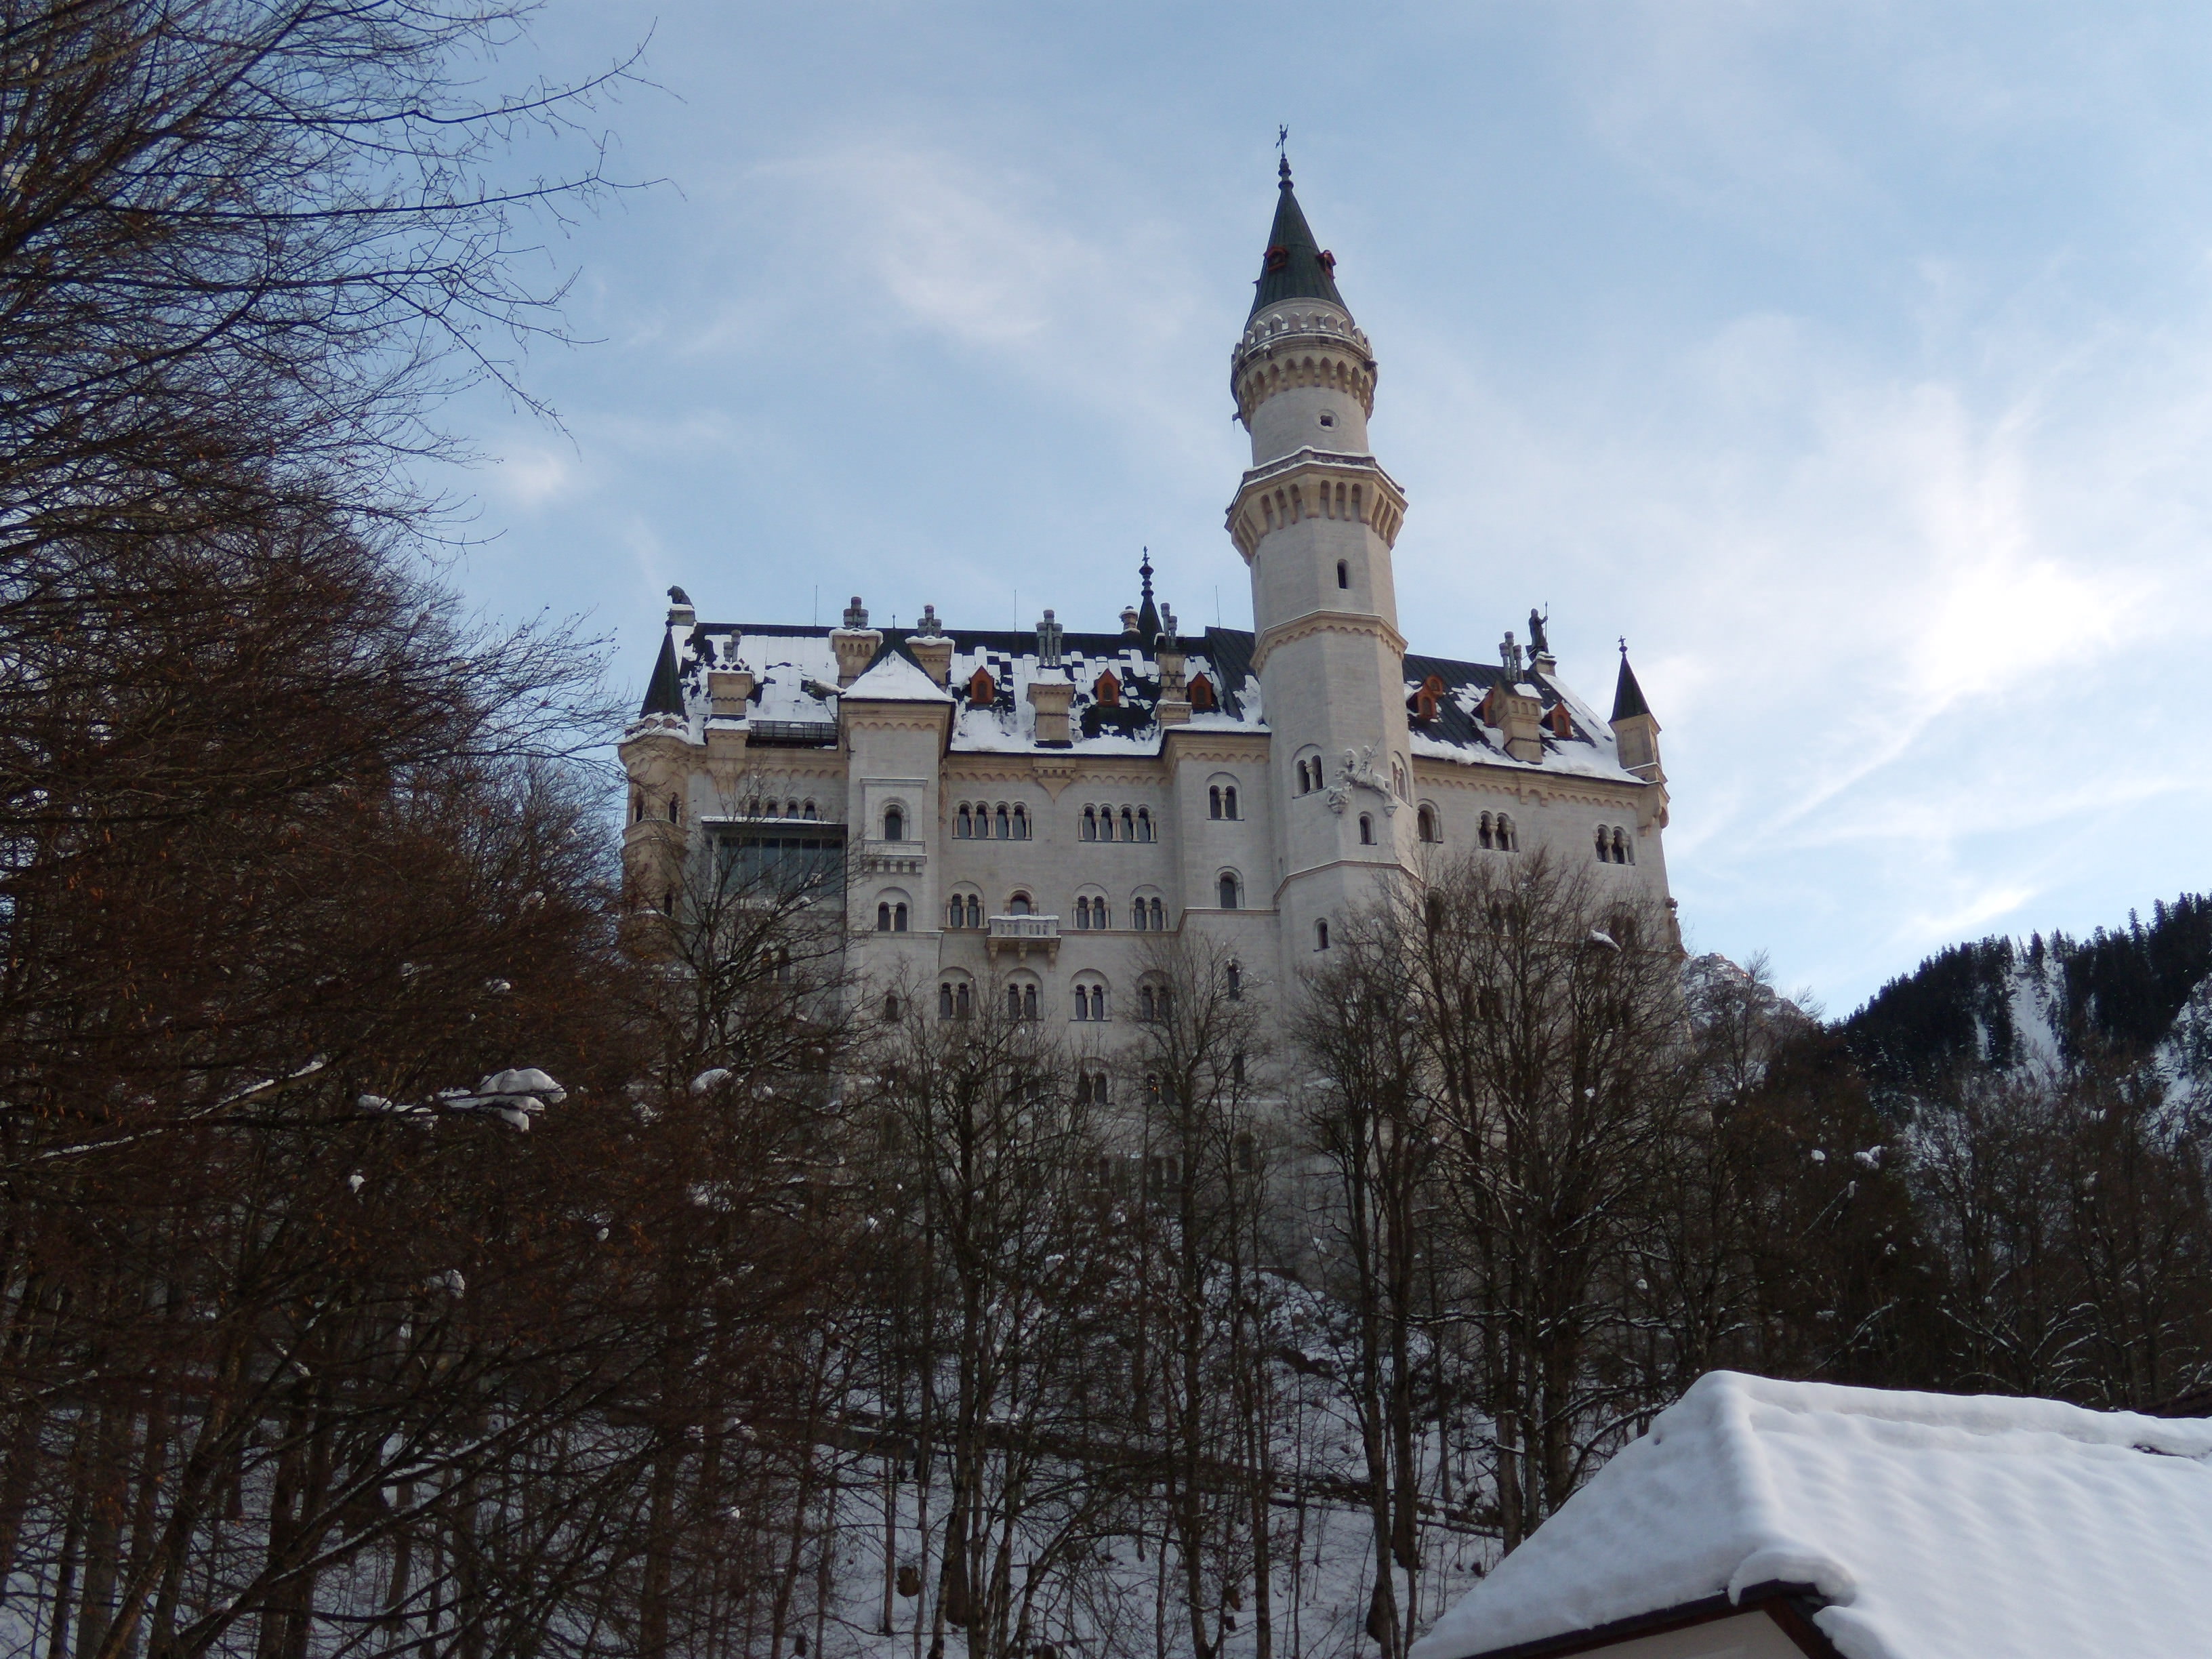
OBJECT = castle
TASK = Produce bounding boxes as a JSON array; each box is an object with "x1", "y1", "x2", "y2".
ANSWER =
[{"x1": 619, "y1": 161, "x2": 1673, "y2": 1026}]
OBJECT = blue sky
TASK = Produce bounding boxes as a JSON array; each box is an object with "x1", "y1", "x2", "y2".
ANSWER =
[{"x1": 431, "y1": 2, "x2": 2212, "y2": 1015}]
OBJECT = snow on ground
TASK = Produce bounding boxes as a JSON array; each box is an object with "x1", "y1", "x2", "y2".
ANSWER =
[{"x1": 1412, "y1": 1370, "x2": 2212, "y2": 1659}]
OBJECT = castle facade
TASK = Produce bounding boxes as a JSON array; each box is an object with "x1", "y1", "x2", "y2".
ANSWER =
[{"x1": 619, "y1": 163, "x2": 1673, "y2": 1026}]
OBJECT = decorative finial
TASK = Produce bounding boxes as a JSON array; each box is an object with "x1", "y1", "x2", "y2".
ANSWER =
[
  {"x1": 918, "y1": 602, "x2": 941, "y2": 636},
  {"x1": 1139, "y1": 547, "x2": 1153, "y2": 597},
  {"x1": 1619, "y1": 635, "x2": 1628, "y2": 656},
  {"x1": 1277, "y1": 126, "x2": 1291, "y2": 185}
]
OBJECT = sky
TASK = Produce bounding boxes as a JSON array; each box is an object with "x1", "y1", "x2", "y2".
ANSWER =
[{"x1": 426, "y1": 1, "x2": 2212, "y2": 1017}]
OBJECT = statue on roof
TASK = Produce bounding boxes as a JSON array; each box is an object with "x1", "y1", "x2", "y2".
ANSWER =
[
  {"x1": 1528, "y1": 607, "x2": 1549, "y2": 657},
  {"x1": 667, "y1": 585, "x2": 692, "y2": 607}
]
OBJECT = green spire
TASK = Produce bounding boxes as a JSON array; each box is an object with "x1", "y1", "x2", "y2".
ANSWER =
[
  {"x1": 1134, "y1": 549, "x2": 1162, "y2": 640},
  {"x1": 640, "y1": 629, "x2": 683, "y2": 717},
  {"x1": 1250, "y1": 156, "x2": 1348, "y2": 319},
  {"x1": 1611, "y1": 644, "x2": 1653, "y2": 724}
]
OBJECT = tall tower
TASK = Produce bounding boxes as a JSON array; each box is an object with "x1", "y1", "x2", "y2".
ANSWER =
[{"x1": 1225, "y1": 159, "x2": 1415, "y2": 972}]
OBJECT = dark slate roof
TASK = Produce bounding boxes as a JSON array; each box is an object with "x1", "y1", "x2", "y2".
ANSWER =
[
  {"x1": 640, "y1": 630, "x2": 684, "y2": 716},
  {"x1": 1250, "y1": 160, "x2": 1348, "y2": 319},
  {"x1": 1612, "y1": 651, "x2": 1653, "y2": 722}
]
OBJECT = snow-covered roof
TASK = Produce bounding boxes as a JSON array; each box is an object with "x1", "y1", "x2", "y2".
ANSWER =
[
  {"x1": 843, "y1": 644, "x2": 952, "y2": 703},
  {"x1": 632, "y1": 613, "x2": 1650, "y2": 783},
  {"x1": 1413, "y1": 1370, "x2": 2212, "y2": 1659}
]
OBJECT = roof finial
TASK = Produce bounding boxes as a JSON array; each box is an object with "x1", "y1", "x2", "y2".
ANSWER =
[
  {"x1": 1619, "y1": 635, "x2": 1628, "y2": 656},
  {"x1": 1277, "y1": 125, "x2": 1291, "y2": 186},
  {"x1": 1140, "y1": 546, "x2": 1154, "y2": 598}
]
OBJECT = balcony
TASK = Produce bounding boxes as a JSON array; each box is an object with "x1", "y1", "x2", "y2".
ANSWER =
[
  {"x1": 856, "y1": 838, "x2": 926, "y2": 876},
  {"x1": 986, "y1": 913, "x2": 1060, "y2": 964}
]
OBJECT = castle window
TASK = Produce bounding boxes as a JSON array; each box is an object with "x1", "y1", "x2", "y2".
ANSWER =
[
  {"x1": 802, "y1": 800, "x2": 817, "y2": 820},
  {"x1": 1226, "y1": 961, "x2": 1242, "y2": 1000},
  {"x1": 1217, "y1": 872, "x2": 1242, "y2": 909},
  {"x1": 1120, "y1": 806, "x2": 1135, "y2": 840},
  {"x1": 1231, "y1": 1051, "x2": 1246, "y2": 1085},
  {"x1": 1613, "y1": 827, "x2": 1633, "y2": 865},
  {"x1": 1418, "y1": 804, "x2": 1440, "y2": 844},
  {"x1": 883, "y1": 805, "x2": 905, "y2": 842},
  {"x1": 884, "y1": 993, "x2": 902, "y2": 1021},
  {"x1": 1008, "y1": 892, "x2": 1031, "y2": 916},
  {"x1": 1336, "y1": 560, "x2": 1349, "y2": 590},
  {"x1": 1315, "y1": 920, "x2": 1330, "y2": 951},
  {"x1": 668, "y1": 796, "x2": 681, "y2": 823},
  {"x1": 957, "y1": 804, "x2": 973, "y2": 838},
  {"x1": 1136, "y1": 808, "x2": 1152, "y2": 842},
  {"x1": 876, "y1": 901, "x2": 890, "y2": 930},
  {"x1": 996, "y1": 804, "x2": 1011, "y2": 839},
  {"x1": 1496, "y1": 815, "x2": 1515, "y2": 852},
  {"x1": 949, "y1": 896, "x2": 966, "y2": 929},
  {"x1": 1359, "y1": 815, "x2": 1374, "y2": 846},
  {"x1": 966, "y1": 895, "x2": 982, "y2": 928},
  {"x1": 764, "y1": 800, "x2": 779, "y2": 818},
  {"x1": 1012, "y1": 804, "x2": 1029, "y2": 840},
  {"x1": 1235, "y1": 1131, "x2": 1256, "y2": 1173},
  {"x1": 632, "y1": 791, "x2": 644, "y2": 823},
  {"x1": 1224, "y1": 785, "x2": 1239, "y2": 819},
  {"x1": 662, "y1": 889, "x2": 674, "y2": 916},
  {"x1": 1150, "y1": 897, "x2": 1166, "y2": 930},
  {"x1": 968, "y1": 666, "x2": 996, "y2": 707},
  {"x1": 1189, "y1": 674, "x2": 1216, "y2": 712},
  {"x1": 1482, "y1": 813, "x2": 1496, "y2": 851},
  {"x1": 939, "y1": 983, "x2": 955, "y2": 1019},
  {"x1": 1081, "y1": 805, "x2": 1097, "y2": 841},
  {"x1": 1024, "y1": 983, "x2": 1038, "y2": 1019},
  {"x1": 1094, "y1": 669, "x2": 1121, "y2": 706},
  {"x1": 1210, "y1": 786, "x2": 1222, "y2": 819},
  {"x1": 786, "y1": 798, "x2": 800, "y2": 817},
  {"x1": 1317, "y1": 411, "x2": 1336, "y2": 431}
]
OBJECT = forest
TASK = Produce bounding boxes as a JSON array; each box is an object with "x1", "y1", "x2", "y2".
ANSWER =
[{"x1": 4, "y1": 5, "x2": 2211, "y2": 1659}]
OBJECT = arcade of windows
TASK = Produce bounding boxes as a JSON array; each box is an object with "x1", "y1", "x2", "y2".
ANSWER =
[
  {"x1": 954, "y1": 802, "x2": 1030, "y2": 840},
  {"x1": 924, "y1": 969, "x2": 1219, "y2": 1027},
  {"x1": 1208, "y1": 784, "x2": 1240, "y2": 819},
  {"x1": 1479, "y1": 812, "x2": 1517, "y2": 852},
  {"x1": 1081, "y1": 804, "x2": 1154, "y2": 842},
  {"x1": 1595, "y1": 824, "x2": 1635, "y2": 865}
]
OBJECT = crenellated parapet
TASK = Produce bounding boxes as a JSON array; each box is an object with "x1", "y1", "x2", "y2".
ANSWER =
[
  {"x1": 1231, "y1": 307, "x2": 1378, "y2": 423},
  {"x1": 1225, "y1": 448, "x2": 1408, "y2": 559}
]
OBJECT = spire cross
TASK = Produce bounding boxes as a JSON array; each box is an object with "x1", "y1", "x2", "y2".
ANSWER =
[{"x1": 1277, "y1": 125, "x2": 1290, "y2": 184}]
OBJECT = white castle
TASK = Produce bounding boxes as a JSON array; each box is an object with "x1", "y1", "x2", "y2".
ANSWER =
[{"x1": 620, "y1": 160, "x2": 1673, "y2": 1023}]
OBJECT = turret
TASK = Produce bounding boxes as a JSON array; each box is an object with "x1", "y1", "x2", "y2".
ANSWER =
[
  {"x1": 1223, "y1": 158, "x2": 1418, "y2": 975},
  {"x1": 1611, "y1": 645, "x2": 1663, "y2": 781}
]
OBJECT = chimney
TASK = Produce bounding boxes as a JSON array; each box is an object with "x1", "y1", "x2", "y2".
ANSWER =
[
  {"x1": 830, "y1": 594, "x2": 882, "y2": 687},
  {"x1": 907, "y1": 602, "x2": 954, "y2": 687},
  {"x1": 1027, "y1": 672, "x2": 1073, "y2": 746},
  {"x1": 707, "y1": 667, "x2": 755, "y2": 718},
  {"x1": 1036, "y1": 609, "x2": 1064, "y2": 667},
  {"x1": 1154, "y1": 605, "x2": 1191, "y2": 726},
  {"x1": 1120, "y1": 605, "x2": 1141, "y2": 637}
]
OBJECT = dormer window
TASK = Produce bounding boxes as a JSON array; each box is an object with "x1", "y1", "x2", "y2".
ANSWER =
[
  {"x1": 967, "y1": 667, "x2": 996, "y2": 708},
  {"x1": 1188, "y1": 674, "x2": 1216, "y2": 712}
]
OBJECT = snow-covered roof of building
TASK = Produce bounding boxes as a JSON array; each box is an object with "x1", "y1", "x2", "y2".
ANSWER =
[
  {"x1": 1412, "y1": 1370, "x2": 2212, "y2": 1659},
  {"x1": 842, "y1": 642, "x2": 952, "y2": 703},
  {"x1": 630, "y1": 610, "x2": 1651, "y2": 785}
]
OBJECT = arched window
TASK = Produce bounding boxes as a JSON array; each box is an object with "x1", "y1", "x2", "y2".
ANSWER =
[
  {"x1": 764, "y1": 800, "x2": 779, "y2": 818},
  {"x1": 876, "y1": 901, "x2": 892, "y2": 930},
  {"x1": 1094, "y1": 899, "x2": 1111, "y2": 929},
  {"x1": 1359, "y1": 815, "x2": 1374, "y2": 845},
  {"x1": 1090, "y1": 986, "x2": 1105, "y2": 1021},
  {"x1": 884, "y1": 992, "x2": 902, "y2": 1021},
  {"x1": 1132, "y1": 899, "x2": 1147, "y2": 933},
  {"x1": 1073, "y1": 983, "x2": 1090, "y2": 1021},
  {"x1": 1496, "y1": 814, "x2": 1515, "y2": 852},
  {"x1": 995, "y1": 804, "x2": 1010, "y2": 839},
  {"x1": 1614, "y1": 827, "x2": 1633, "y2": 865},
  {"x1": 1149, "y1": 897, "x2": 1166, "y2": 930},
  {"x1": 1483, "y1": 813, "x2": 1496, "y2": 851},
  {"x1": 895, "y1": 903, "x2": 908, "y2": 931},
  {"x1": 957, "y1": 804, "x2": 973, "y2": 838},
  {"x1": 1075, "y1": 897, "x2": 1089, "y2": 929},
  {"x1": 1023, "y1": 983, "x2": 1038, "y2": 1019},
  {"x1": 1218, "y1": 873, "x2": 1241, "y2": 909},
  {"x1": 1189, "y1": 673, "x2": 1216, "y2": 712},
  {"x1": 968, "y1": 666, "x2": 996, "y2": 707},
  {"x1": 1224, "y1": 785, "x2": 1239, "y2": 819},
  {"x1": 632, "y1": 791, "x2": 644, "y2": 823},
  {"x1": 1226, "y1": 961, "x2": 1242, "y2": 1000},
  {"x1": 1315, "y1": 920, "x2": 1330, "y2": 951},
  {"x1": 668, "y1": 796, "x2": 681, "y2": 823},
  {"x1": 1120, "y1": 807, "x2": 1135, "y2": 841},
  {"x1": 1418, "y1": 804, "x2": 1440, "y2": 844},
  {"x1": 802, "y1": 800, "x2": 817, "y2": 820},
  {"x1": 1012, "y1": 804, "x2": 1029, "y2": 840},
  {"x1": 1210, "y1": 785, "x2": 1223, "y2": 819},
  {"x1": 1595, "y1": 826, "x2": 1610, "y2": 863},
  {"x1": 1426, "y1": 893, "x2": 1446, "y2": 932},
  {"x1": 1008, "y1": 892, "x2": 1031, "y2": 916},
  {"x1": 1136, "y1": 808, "x2": 1152, "y2": 842},
  {"x1": 1139, "y1": 985, "x2": 1155, "y2": 1021},
  {"x1": 1008, "y1": 985, "x2": 1022, "y2": 1019},
  {"x1": 939, "y1": 983, "x2": 954, "y2": 1019},
  {"x1": 966, "y1": 895, "x2": 982, "y2": 928},
  {"x1": 883, "y1": 805, "x2": 905, "y2": 842},
  {"x1": 1336, "y1": 560, "x2": 1349, "y2": 590},
  {"x1": 1094, "y1": 669, "x2": 1121, "y2": 705},
  {"x1": 1081, "y1": 805, "x2": 1097, "y2": 842}
]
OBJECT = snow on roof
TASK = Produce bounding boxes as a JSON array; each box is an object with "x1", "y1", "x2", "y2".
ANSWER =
[
  {"x1": 842, "y1": 647, "x2": 952, "y2": 703},
  {"x1": 1412, "y1": 1370, "x2": 2212, "y2": 1659}
]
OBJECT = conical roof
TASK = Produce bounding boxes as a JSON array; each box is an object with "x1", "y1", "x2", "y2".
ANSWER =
[
  {"x1": 1134, "y1": 551, "x2": 1162, "y2": 640},
  {"x1": 1611, "y1": 649, "x2": 1654, "y2": 724},
  {"x1": 1250, "y1": 158, "x2": 1348, "y2": 319},
  {"x1": 640, "y1": 630, "x2": 684, "y2": 717}
]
